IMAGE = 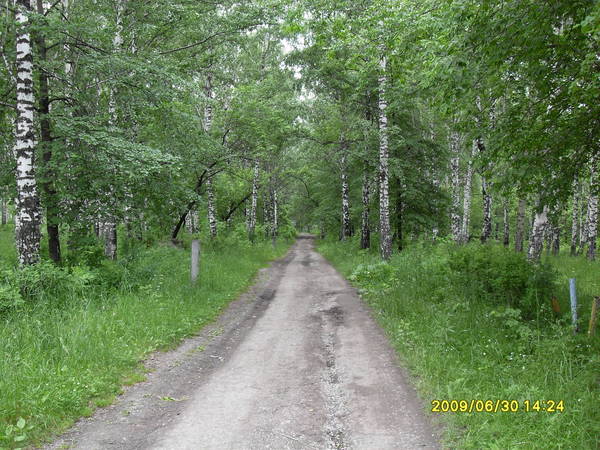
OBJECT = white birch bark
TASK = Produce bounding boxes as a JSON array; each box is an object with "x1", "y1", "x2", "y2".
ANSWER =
[
  {"x1": 62, "y1": 0, "x2": 72, "y2": 75},
  {"x1": 103, "y1": 0, "x2": 124, "y2": 260},
  {"x1": 460, "y1": 140, "x2": 476, "y2": 243},
  {"x1": 204, "y1": 75, "x2": 217, "y2": 239},
  {"x1": 248, "y1": 161, "x2": 259, "y2": 241},
  {"x1": 360, "y1": 165, "x2": 371, "y2": 250},
  {"x1": 514, "y1": 198, "x2": 526, "y2": 252},
  {"x1": 481, "y1": 172, "x2": 493, "y2": 242},
  {"x1": 378, "y1": 53, "x2": 392, "y2": 260},
  {"x1": 340, "y1": 146, "x2": 351, "y2": 240},
  {"x1": 586, "y1": 157, "x2": 598, "y2": 261},
  {"x1": 207, "y1": 177, "x2": 217, "y2": 239},
  {"x1": 272, "y1": 187, "x2": 278, "y2": 240},
  {"x1": 449, "y1": 131, "x2": 462, "y2": 242},
  {"x1": 14, "y1": 0, "x2": 42, "y2": 265},
  {"x1": 185, "y1": 210, "x2": 199, "y2": 234},
  {"x1": 528, "y1": 205, "x2": 549, "y2": 262},
  {"x1": 579, "y1": 181, "x2": 587, "y2": 253},
  {"x1": 1, "y1": 197, "x2": 7, "y2": 225},
  {"x1": 204, "y1": 76, "x2": 215, "y2": 230},
  {"x1": 571, "y1": 177, "x2": 579, "y2": 256},
  {"x1": 503, "y1": 202, "x2": 509, "y2": 247}
]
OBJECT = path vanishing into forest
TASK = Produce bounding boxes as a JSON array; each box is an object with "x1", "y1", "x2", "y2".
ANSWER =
[{"x1": 47, "y1": 235, "x2": 439, "y2": 450}]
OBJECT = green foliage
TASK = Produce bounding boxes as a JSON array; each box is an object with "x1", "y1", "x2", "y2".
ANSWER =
[
  {"x1": 447, "y1": 244, "x2": 557, "y2": 318},
  {"x1": 0, "y1": 261, "x2": 95, "y2": 313},
  {"x1": 319, "y1": 238, "x2": 600, "y2": 449}
]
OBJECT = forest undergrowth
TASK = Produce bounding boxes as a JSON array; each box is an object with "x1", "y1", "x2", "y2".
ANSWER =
[
  {"x1": 318, "y1": 237, "x2": 600, "y2": 449},
  {"x1": 0, "y1": 224, "x2": 291, "y2": 449}
]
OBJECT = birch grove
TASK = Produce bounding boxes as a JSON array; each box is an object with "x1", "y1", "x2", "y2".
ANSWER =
[{"x1": 0, "y1": 0, "x2": 597, "y2": 268}]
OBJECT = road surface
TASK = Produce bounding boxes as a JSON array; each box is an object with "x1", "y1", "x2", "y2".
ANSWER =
[{"x1": 47, "y1": 235, "x2": 439, "y2": 449}]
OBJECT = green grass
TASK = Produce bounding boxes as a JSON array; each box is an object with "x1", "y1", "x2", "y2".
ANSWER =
[
  {"x1": 318, "y1": 237, "x2": 600, "y2": 450},
  {"x1": 0, "y1": 231, "x2": 290, "y2": 449},
  {"x1": 0, "y1": 224, "x2": 16, "y2": 265}
]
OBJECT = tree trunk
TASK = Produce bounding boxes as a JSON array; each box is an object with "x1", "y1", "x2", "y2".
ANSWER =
[
  {"x1": 528, "y1": 204, "x2": 548, "y2": 262},
  {"x1": 586, "y1": 158, "x2": 598, "y2": 261},
  {"x1": 248, "y1": 161, "x2": 259, "y2": 241},
  {"x1": 207, "y1": 177, "x2": 217, "y2": 239},
  {"x1": 579, "y1": 181, "x2": 587, "y2": 254},
  {"x1": 395, "y1": 179, "x2": 403, "y2": 251},
  {"x1": 340, "y1": 145, "x2": 351, "y2": 240},
  {"x1": 480, "y1": 174, "x2": 492, "y2": 242},
  {"x1": 14, "y1": 0, "x2": 42, "y2": 266},
  {"x1": 503, "y1": 202, "x2": 510, "y2": 247},
  {"x1": 1, "y1": 197, "x2": 7, "y2": 225},
  {"x1": 103, "y1": 0, "x2": 124, "y2": 260},
  {"x1": 360, "y1": 162, "x2": 370, "y2": 250},
  {"x1": 449, "y1": 131, "x2": 462, "y2": 242},
  {"x1": 34, "y1": 0, "x2": 61, "y2": 263},
  {"x1": 514, "y1": 198, "x2": 526, "y2": 252},
  {"x1": 571, "y1": 177, "x2": 579, "y2": 256},
  {"x1": 271, "y1": 186, "x2": 278, "y2": 242},
  {"x1": 460, "y1": 140, "x2": 476, "y2": 244},
  {"x1": 551, "y1": 222, "x2": 560, "y2": 256},
  {"x1": 104, "y1": 224, "x2": 117, "y2": 260},
  {"x1": 204, "y1": 75, "x2": 217, "y2": 239},
  {"x1": 378, "y1": 53, "x2": 392, "y2": 260}
]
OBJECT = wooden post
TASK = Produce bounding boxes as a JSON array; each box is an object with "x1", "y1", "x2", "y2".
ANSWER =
[
  {"x1": 191, "y1": 239, "x2": 200, "y2": 283},
  {"x1": 569, "y1": 278, "x2": 579, "y2": 333},
  {"x1": 588, "y1": 297, "x2": 600, "y2": 337}
]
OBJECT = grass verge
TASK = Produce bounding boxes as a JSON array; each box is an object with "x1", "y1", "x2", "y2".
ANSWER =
[
  {"x1": 318, "y1": 238, "x2": 600, "y2": 449},
  {"x1": 0, "y1": 235, "x2": 290, "y2": 449}
]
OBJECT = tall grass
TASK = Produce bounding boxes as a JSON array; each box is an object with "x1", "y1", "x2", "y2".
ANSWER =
[
  {"x1": 319, "y1": 237, "x2": 600, "y2": 449},
  {"x1": 0, "y1": 235, "x2": 290, "y2": 448}
]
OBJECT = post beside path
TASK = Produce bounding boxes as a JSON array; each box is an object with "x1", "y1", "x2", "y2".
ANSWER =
[{"x1": 191, "y1": 239, "x2": 200, "y2": 283}]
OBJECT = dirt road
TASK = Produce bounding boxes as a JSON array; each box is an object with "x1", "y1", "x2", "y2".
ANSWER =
[{"x1": 48, "y1": 236, "x2": 439, "y2": 449}]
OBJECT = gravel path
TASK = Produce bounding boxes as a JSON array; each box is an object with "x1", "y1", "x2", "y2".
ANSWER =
[{"x1": 46, "y1": 235, "x2": 439, "y2": 450}]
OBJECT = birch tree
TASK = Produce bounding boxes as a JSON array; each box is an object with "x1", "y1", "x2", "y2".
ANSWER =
[
  {"x1": 449, "y1": 131, "x2": 462, "y2": 242},
  {"x1": 204, "y1": 75, "x2": 218, "y2": 239},
  {"x1": 103, "y1": 0, "x2": 125, "y2": 260},
  {"x1": 514, "y1": 198, "x2": 526, "y2": 252},
  {"x1": 586, "y1": 157, "x2": 598, "y2": 261},
  {"x1": 502, "y1": 202, "x2": 509, "y2": 247},
  {"x1": 378, "y1": 52, "x2": 392, "y2": 260},
  {"x1": 460, "y1": 140, "x2": 476, "y2": 243},
  {"x1": 571, "y1": 178, "x2": 580, "y2": 256},
  {"x1": 360, "y1": 162, "x2": 371, "y2": 250},
  {"x1": 340, "y1": 140, "x2": 351, "y2": 240},
  {"x1": 247, "y1": 160, "x2": 259, "y2": 241},
  {"x1": 14, "y1": 0, "x2": 42, "y2": 265},
  {"x1": 1, "y1": 197, "x2": 7, "y2": 226},
  {"x1": 528, "y1": 203, "x2": 548, "y2": 262}
]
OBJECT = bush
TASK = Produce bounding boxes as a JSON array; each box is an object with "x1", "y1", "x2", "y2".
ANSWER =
[
  {"x1": 0, "y1": 262, "x2": 96, "y2": 313},
  {"x1": 447, "y1": 244, "x2": 557, "y2": 318}
]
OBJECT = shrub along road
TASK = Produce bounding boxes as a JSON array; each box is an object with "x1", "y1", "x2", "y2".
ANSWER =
[{"x1": 47, "y1": 235, "x2": 439, "y2": 449}]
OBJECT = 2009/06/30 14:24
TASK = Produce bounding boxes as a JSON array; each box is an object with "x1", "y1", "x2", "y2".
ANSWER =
[{"x1": 431, "y1": 399, "x2": 565, "y2": 413}]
